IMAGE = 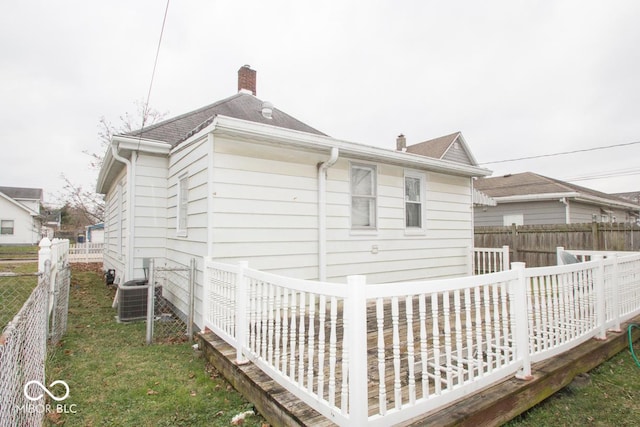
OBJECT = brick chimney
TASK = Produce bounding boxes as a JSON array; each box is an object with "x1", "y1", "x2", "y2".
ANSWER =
[
  {"x1": 396, "y1": 134, "x2": 406, "y2": 151},
  {"x1": 238, "y1": 65, "x2": 257, "y2": 95}
]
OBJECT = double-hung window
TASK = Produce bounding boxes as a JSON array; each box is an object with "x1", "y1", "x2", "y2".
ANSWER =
[
  {"x1": 405, "y1": 171, "x2": 425, "y2": 230},
  {"x1": 351, "y1": 163, "x2": 377, "y2": 229},
  {"x1": 1, "y1": 220, "x2": 14, "y2": 235},
  {"x1": 177, "y1": 175, "x2": 189, "y2": 236}
]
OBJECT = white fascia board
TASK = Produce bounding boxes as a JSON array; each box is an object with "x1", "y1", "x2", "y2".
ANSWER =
[
  {"x1": 573, "y1": 195, "x2": 640, "y2": 211},
  {"x1": 493, "y1": 192, "x2": 581, "y2": 203},
  {"x1": 96, "y1": 136, "x2": 171, "y2": 194},
  {"x1": 195, "y1": 115, "x2": 492, "y2": 178},
  {"x1": 494, "y1": 192, "x2": 640, "y2": 211}
]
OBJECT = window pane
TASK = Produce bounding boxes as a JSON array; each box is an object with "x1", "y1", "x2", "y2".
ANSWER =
[
  {"x1": 1, "y1": 220, "x2": 14, "y2": 235},
  {"x1": 352, "y1": 167, "x2": 373, "y2": 196},
  {"x1": 406, "y1": 203, "x2": 421, "y2": 228},
  {"x1": 352, "y1": 197, "x2": 375, "y2": 227},
  {"x1": 405, "y1": 177, "x2": 420, "y2": 202}
]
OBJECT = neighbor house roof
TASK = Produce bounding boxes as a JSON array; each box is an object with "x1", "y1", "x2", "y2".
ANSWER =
[
  {"x1": 474, "y1": 172, "x2": 640, "y2": 210},
  {"x1": 0, "y1": 186, "x2": 43, "y2": 201},
  {"x1": 405, "y1": 132, "x2": 478, "y2": 166},
  {"x1": 124, "y1": 92, "x2": 327, "y2": 147}
]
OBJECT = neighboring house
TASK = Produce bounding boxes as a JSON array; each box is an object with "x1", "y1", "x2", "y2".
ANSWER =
[
  {"x1": 86, "y1": 223, "x2": 104, "y2": 243},
  {"x1": 474, "y1": 172, "x2": 640, "y2": 226},
  {"x1": 0, "y1": 186, "x2": 43, "y2": 245},
  {"x1": 96, "y1": 65, "x2": 490, "y2": 327}
]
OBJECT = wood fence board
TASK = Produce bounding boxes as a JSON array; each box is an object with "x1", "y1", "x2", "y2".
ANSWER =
[{"x1": 475, "y1": 223, "x2": 640, "y2": 267}]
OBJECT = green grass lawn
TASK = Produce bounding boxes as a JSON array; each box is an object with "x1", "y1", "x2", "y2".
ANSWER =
[
  {"x1": 45, "y1": 266, "x2": 266, "y2": 426},
  {"x1": 0, "y1": 262, "x2": 39, "y2": 330},
  {"x1": 506, "y1": 334, "x2": 640, "y2": 427},
  {"x1": 0, "y1": 245, "x2": 38, "y2": 260}
]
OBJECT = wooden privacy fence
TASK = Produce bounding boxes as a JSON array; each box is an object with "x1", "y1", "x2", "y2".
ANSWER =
[
  {"x1": 202, "y1": 250, "x2": 640, "y2": 426},
  {"x1": 475, "y1": 222, "x2": 640, "y2": 267}
]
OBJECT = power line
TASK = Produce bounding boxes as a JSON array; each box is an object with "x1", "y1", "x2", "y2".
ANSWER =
[
  {"x1": 141, "y1": 0, "x2": 170, "y2": 131},
  {"x1": 479, "y1": 140, "x2": 640, "y2": 165}
]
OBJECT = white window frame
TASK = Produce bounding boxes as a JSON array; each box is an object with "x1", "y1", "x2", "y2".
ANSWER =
[
  {"x1": 177, "y1": 174, "x2": 189, "y2": 237},
  {"x1": 404, "y1": 170, "x2": 426, "y2": 234},
  {"x1": 350, "y1": 162, "x2": 377, "y2": 230},
  {"x1": 1, "y1": 219, "x2": 14, "y2": 235}
]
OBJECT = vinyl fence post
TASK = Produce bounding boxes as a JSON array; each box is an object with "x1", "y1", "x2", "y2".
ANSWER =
[
  {"x1": 235, "y1": 261, "x2": 249, "y2": 364},
  {"x1": 609, "y1": 254, "x2": 621, "y2": 332},
  {"x1": 146, "y1": 259, "x2": 155, "y2": 345},
  {"x1": 511, "y1": 262, "x2": 532, "y2": 380},
  {"x1": 38, "y1": 237, "x2": 52, "y2": 273},
  {"x1": 556, "y1": 246, "x2": 565, "y2": 265},
  {"x1": 594, "y1": 255, "x2": 607, "y2": 340},
  {"x1": 347, "y1": 275, "x2": 368, "y2": 424},
  {"x1": 502, "y1": 245, "x2": 510, "y2": 271}
]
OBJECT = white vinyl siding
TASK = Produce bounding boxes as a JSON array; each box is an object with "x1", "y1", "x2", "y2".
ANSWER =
[
  {"x1": 350, "y1": 163, "x2": 377, "y2": 229},
  {"x1": 177, "y1": 174, "x2": 189, "y2": 236}
]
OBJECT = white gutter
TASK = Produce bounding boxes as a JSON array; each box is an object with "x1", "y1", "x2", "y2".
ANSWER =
[
  {"x1": 318, "y1": 147, "x2": 339, "y2": 281},
  {"x1": 110, "y1": 141, "x2": 135, "y2": 282},
  {"x1": 193, "y1": 115, "x2": 491, "y2": 178},
  {"x1": 207, "y1": 133, "x2": 215, "y2": 256}
]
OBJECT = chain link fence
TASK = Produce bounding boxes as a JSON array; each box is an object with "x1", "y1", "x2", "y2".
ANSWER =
[
  {"x1": 148, "y1": 259, "x2": 195, "y2": 344},
  {"x1": 0, "y1": 239, "x2": 71, "y2": 427}
]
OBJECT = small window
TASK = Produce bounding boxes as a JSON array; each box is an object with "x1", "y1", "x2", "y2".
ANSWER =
[
  {"x1": 177, "y1": 175, "x2": 189, "y2": 236},
  {"x1": 351, "y1": 163, "x2": 377, "y2": 229},
  {"x1": 405, "y1": 173, "x2": 424, "y2": 229},
  {"x1": 1, "y1": 220, "x2": 14, "y2": 235}
]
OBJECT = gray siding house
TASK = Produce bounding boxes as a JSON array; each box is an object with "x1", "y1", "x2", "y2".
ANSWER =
[{"x1": 474, "y1": 172, "x2": 640, "y2": 226}]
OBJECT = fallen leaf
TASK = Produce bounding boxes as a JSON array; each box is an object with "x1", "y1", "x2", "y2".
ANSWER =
[
  {"x1": 190, "y1": 390, "x2": 197, "y2": 397},
  {"x1": 147, "y1": 389, "x2": 158, "y2": 395}
]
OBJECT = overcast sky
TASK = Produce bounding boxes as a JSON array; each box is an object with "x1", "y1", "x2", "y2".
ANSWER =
[{"x1": 2, "y1": 0, "x2": 639, "y2": 205}]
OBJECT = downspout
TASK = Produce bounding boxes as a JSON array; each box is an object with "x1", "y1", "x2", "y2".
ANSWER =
[
  {"x1": 207, "y1": 133, "x2": 215, "y2": 256},
  {"x1": 560, "y1": 197, "x2": 570, "y2": 224},
  {"x1": 111, "y1": 141, "x2": 136, "y2": 282},
  {"x1": 318, "y1": 147, "x2": 339, "y2": 281}
]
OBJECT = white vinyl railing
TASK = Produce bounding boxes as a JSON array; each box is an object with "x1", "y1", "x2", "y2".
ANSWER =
[
  {"x1": 472, "y1": 245, "x2": 510, "y2": 274},
  {"x1": 202, "y1": 249, "x2": 640, "y2": 426},
  {"x1": 68, "y1": 242, "x2": 103, "y2": 263}
]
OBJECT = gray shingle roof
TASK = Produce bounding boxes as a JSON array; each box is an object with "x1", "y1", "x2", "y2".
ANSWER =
[
  {"x1": 474, "y1": 172, "x2": 635, "y2": 205},
  {"x1": 124, "y1": 93, "x2": 327, "y2": 147},
  {"x1": 406, "y1": 132, "x2": 460, "y2": 159},
  {"x1": 0, "y1": 186, "x2": 43, "y2": 200}
]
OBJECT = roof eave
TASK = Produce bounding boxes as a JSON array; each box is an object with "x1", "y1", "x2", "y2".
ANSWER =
[
  {"x1": 202, "y1": 115, "x2": 492, "y2": 178},
  {"x1": 96, "y1": 136, "x2": 171, "y2": 194}
]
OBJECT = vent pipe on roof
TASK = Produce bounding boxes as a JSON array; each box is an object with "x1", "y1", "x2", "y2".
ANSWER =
[
  {"x1": 261, "y1": 101, "x2": 273, "y2": 119},
  {"x1": 238, "y1": 65, "x2": 257, "y2": 95},
  {"x1": 396, "y1": 134, "x2": 406, "y2": 152}
]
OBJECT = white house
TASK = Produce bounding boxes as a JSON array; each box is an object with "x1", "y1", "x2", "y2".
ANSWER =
[
  {"x1": 0, "y1": 186, "x2": 43, "y2": 245},
  {"x1": 96, "y1": 66, "x2": 491, "y2": 327}
]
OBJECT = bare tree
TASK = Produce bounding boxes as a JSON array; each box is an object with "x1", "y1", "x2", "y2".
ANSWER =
[{"x1": 58, "y1": 100, "x2": 168, "y2": 226}]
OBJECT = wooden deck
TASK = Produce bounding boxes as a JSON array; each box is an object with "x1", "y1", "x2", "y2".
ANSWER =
[{"x1": 197, "y1": 314, "x2": 640, "y2": 427}]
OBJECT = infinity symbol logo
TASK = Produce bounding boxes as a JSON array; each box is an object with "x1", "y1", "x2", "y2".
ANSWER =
[{"x1": 24, "y1": 380, "x2": 70, "y2": 402}]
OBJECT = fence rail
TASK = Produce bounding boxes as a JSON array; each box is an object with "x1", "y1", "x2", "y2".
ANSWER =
[
  {"x1": 202, "y1": 248, "x2": 640, "y2": 426},
  {"x1": 68, "y1": 242, "x2": 103, "y2": 263},
  {"x1": 0, "y1": 238, "x2": 71, "y2": 427}
]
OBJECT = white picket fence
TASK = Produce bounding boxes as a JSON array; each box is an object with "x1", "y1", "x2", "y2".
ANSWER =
[
  {"x1": 68, "y1": 242, "x2": 103, "y2": 263},
  {"x1": 201, "y1": 248, "x2": 640, "y2": 426}
]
